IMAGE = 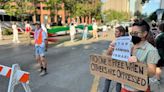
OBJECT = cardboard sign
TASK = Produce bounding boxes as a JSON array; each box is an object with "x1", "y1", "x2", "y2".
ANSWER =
[
  {"x1": 90, "y1": 54, "x2": 148, "y2": 91},
  {"x1": 112, "y1": 36, "x2": 132, "y2": 62}
]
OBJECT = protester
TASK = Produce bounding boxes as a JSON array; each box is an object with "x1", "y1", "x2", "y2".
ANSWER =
[
  {"x1": 155, "y1": 23, "x2": 164, "y2": 81},
  {"x1": 34, "y1": 23, "x2": 48, "y2": 76},
  {"x1": 102, "y1": 24, "x2": 108, "y2": 37},
  {"x1": 121, "y1": 19, "x2": 160, "y2": 92},
  {"x1": 92, "y1": 20, "x2": 98, "y2": 39},
  {"x1": 151, "y1": 21, "x2": 160, "y2": 39},
  {"x1": 82, "y1": 24, "x2": 88, "y2": 40},
  {"x1": 25, "y1": 21, "x2": 32, "y2": 45},
  {"x1": 12, "y1": 22, "x2": 20, "y2": 43},
  {"x1": 70, "y1": 23, "x2": 76, "y2": 42},
  {"x1": 103, "y1": 26, "x2": 126, "y2": 92}
]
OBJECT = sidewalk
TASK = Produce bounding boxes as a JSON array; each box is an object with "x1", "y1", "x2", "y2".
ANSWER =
[
  {"x1": 0, "y1": 34, "x2": 31, "y2": 45},
  {"x1": 0, "y1": 29, "x2": 115, "y2": 46}
]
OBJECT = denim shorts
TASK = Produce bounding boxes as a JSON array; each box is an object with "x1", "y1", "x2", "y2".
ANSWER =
[{"x1": 35, "y1": 46, "x2": 45, "y2": 57}]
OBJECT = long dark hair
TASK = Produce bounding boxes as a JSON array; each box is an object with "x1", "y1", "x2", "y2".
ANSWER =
[{"x1": 115, "y1": 26, "x2": 126, "y2": 36}]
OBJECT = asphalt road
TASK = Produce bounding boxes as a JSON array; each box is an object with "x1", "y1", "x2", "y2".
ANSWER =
[
  {"x1": 0, "y1": 39, "x2": 110, "y2": 92},
  {"x1": 0, "y1": 36, "x2": 164, "y2": 92}
]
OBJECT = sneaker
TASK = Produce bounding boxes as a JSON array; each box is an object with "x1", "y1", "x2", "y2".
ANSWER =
[{"x1": 39, "y1": 71, "x2": 47, "y2": 76}]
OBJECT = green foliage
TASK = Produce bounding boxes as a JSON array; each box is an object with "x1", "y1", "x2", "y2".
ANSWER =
[
  {"x1": 2, "y1": 0, "x2": 102, "y2": 21},
  {"x1": 4, "y1": 1, "x2": 17, "y2": 17},
  {"x1": 63, "y1": 0, "x2": 102, "y2": 19},
  {"x1": 103, "y1": 10, "x2": 130, "y2": 22},
  {"x1": 46, "y1": 0, "x2": 61, "y2": 11},
  {"x1": 3, "y1": 29, "x2": 13, "y2": 35},
  {"x1": 45, "y1": 0, "x2": 62, "y2": 21},
  {"x1": 3, "y1": 0, "x2": 35, "y2": 21}
]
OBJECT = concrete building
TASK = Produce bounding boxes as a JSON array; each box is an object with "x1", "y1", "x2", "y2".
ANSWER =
[
  {"x1": 0, "y1": 0, "x2": 101, "y2": 24},
  {"x1": 33, "y1": 2, "x2": 66, "y2": 24},
  {"x1": 102, "y1": 0, "x2": 130, "y2": 13},
  {"x1": 160, "y1": 0, "x2": 164, "y2": 9},
  {"x1": 101, "y1": 0, "x2": 142, "y2": 16},
  {"x1": 131, "y1": 0, "x2": 142, "y2": 16},
  {"x1": 34, "y1": 0, "x2": 101, "y2": 24}
]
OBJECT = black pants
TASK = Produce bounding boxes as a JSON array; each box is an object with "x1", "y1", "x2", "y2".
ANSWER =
[{"x1": 103, "y1": 79, "x2": 121, "y2": 92}]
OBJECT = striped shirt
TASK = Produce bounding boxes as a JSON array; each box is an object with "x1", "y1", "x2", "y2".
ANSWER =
[{"x1": 123, "y1": 41, "x2": 160, "y2": 91}]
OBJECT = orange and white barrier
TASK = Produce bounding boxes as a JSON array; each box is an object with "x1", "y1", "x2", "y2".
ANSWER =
[
  {"x1": 0, "y1": 64, "x2": 31, "y2": 92},
  {"x1": 0, "y1": 65, "x2": 12, "y2": 78}
]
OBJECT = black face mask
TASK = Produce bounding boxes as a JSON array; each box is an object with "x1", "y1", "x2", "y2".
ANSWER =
[{"x1": 131, "y1": 36, "x2": 141, "y2": 44}]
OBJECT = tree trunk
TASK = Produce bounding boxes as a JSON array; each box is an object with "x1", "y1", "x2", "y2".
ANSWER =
[{"x1": 10, "y1": 16, "x2": 12, "y2": 21}]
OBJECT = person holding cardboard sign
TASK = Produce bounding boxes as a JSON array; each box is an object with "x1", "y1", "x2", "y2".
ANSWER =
[
  {"x1": 121, "y1": 19, "x2": 160, "y2": 92},
  {"x1": 103, "y1": 25, "x2": 126, "y2": 92}
]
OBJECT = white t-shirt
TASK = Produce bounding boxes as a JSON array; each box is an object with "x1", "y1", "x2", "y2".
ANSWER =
[
  {"x1": 92, "y1": 23, "x2": 98, "y2": 30},
  {"x1": 41, "y1": 24, "x2": 47, "y2": 34},
  {"x1": 103, "y1": 25, "x2": 108, "y2": 32},
  {"x1": 12, "y1": 24, "x2": 17, "y2": 32},
  {"x1": 70, "y1": 25, "x2": 76, "y2": 35},
  {"x1": 83, "y1": 27, "x2": 88, "y2": 33},
  {"x1": 25, "y1": 24, "x2": 30, "y2": 28}
]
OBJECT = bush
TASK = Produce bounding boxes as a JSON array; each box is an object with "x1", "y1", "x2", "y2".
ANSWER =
[
  {"x1": 2, "y1": 29, "x2": 13, "y2": 35},
  {"x1": 103, "y1": 10, "x2": 130, "y2": 22}
]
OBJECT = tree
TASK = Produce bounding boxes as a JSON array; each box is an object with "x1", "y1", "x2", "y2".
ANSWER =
[
  {"x1": 0, "y1": 0, "x2": 7, "y2": 9},
  {"x1": 3, "y1": 1, "x2": 18, "y2": 21},
  {"x1": 90, "y1": 2, "x2": 102, "y2": 20},
  {"x1": 63, "y1": 0, "x2": 76, "y2": 18},
  {"x1": 46, "y1": 0, "x2": 62, "y2": 23},
  {"x1": 103, "y1": 10, "x2": 130, "y2": 22},
  {"x1": 63, "y1": 0, "x2": 102, "y2": 19},
  {"x1": 3, "y1": 0, "x2": 35, "y2": 21},
  {"x1": 15, "y1": 0, "x2": 34, "y2": 21}
]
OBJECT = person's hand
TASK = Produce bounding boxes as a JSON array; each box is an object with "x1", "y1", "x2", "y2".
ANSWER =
[{"x1": 128, "y1": 56, "x2": 138, "y2": 62}]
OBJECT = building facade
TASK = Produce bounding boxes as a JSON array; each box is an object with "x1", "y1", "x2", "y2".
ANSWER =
[
  {"x1": 102, "y1": 0, "x2": 142, "y2": 16},
  {"x1": 160, "y1": 0, "x2": 164, "y2": 9},
  {"x1": 0, "y1": 0, "x2": 101, "y2": 25},
  {"x1": 33, "y1": 0, "x2": 100, "y2": 24},
  {"x1": 129, "y1": 0, "x2": 142, "y2": 16},
  {"x1": 102, "y1": 0, "x2": 130, "y2": 13}
]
